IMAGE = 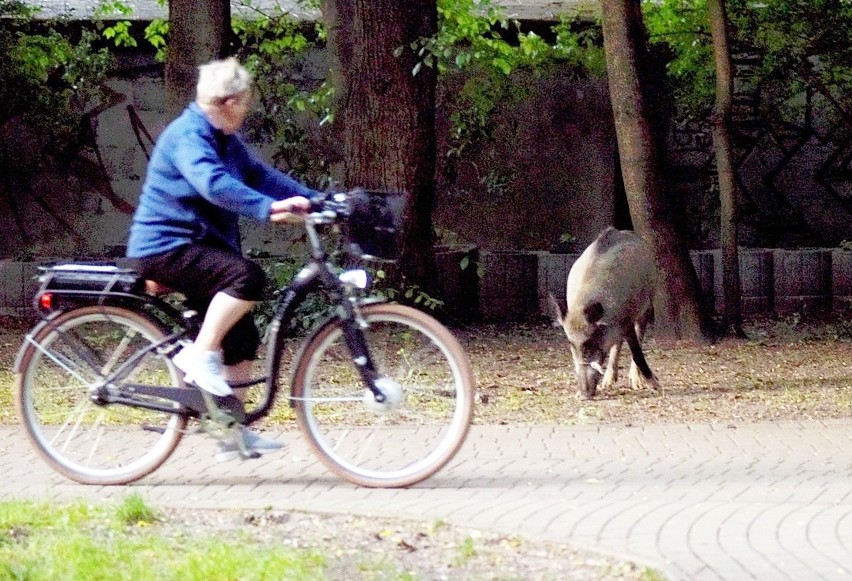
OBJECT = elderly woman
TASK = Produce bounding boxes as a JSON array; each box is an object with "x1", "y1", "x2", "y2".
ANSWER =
[{"x1": 127, "y1": 57, "x2": 322, "y2": 460}]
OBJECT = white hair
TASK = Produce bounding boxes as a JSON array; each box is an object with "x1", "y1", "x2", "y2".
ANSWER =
[{"x1": 196, "y1": 57, "x2": 252, "y2": 105}]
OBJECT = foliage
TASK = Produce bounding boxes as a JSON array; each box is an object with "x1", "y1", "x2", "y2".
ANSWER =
[
  {"x1": 251, "y1": 247, "x2": 444, "y2": 341},
  {"x1": 371, "y1": 267, "x2": 445, "y2": 311},
  {"x1": 248, "y1": 242, "x2": 334, "y2": 337},
  {"x1": 644, "y1": 0, "x2": 852, "y2": 126},
  {"x1": 417, "y1": 0, "x2": 605, "y2": 77},
  {"x1": 232, "y1": 0, "x2": 333, "y2": 187},
  {"x1": 642, "y1": 0, "x2": 715, "y2": 119},
  {"x1": 94, "y1": 0, "x2": 137, "y2": 47},
  {"x1": 95, "y1": 0, "x2": 166, "y2": 56},
  {"x1": 143, "y1": 17, "x2": 168, "y2": 61},
  {"x1": 549, "y1": 231, "x2": 579, "y2": 253},
  {"x1": 727, "y1": 0, "x2": 852, "y2": 130},
  {"x1": 413, "y1": 0, "x2": 606, "y2": 159},
  {"x1": 0, "y1": 2, "x2": 114, "y2": 159},
  {"x1": 113, "y1": 493, "x2": 159, "y2": 527},
  {"x1": 94, "y1": 0, "x2": 333, "y2": 187}
]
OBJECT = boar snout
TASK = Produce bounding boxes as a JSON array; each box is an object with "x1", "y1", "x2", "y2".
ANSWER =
[{"x1": 576, "y1": 361, "x2": 603, "y2": 399}]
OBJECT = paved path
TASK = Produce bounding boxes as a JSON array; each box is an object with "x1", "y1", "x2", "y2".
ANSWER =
[{"x1": 2, "y1": 420, "x2": 851, "y2": 580}]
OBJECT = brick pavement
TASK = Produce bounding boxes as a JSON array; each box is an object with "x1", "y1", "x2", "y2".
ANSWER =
[{"x1": 2, "y1": 420, "x2": 851, "y2": 580}]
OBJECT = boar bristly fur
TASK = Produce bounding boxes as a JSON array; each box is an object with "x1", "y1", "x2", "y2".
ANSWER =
[{"x1": 549, "y1": 227, "x2": 660, "y2": 399}]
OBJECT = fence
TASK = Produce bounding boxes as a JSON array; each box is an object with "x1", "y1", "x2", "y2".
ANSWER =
[
  {"x1": 2, "y1": 248, "x2": 851, "y2": 321},
  {"x1": 536, "y1": 248, "x2": 852, "y2": 321}
]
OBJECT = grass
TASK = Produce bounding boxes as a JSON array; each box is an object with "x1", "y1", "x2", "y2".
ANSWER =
[
  {"x1": 0, "y1": 497, "x2": 329, "y2": 581},
  {"x1": 114, "y1": 493, "x2": 158, "y2": 526},
  {"x1": 0, "y1": 498, "x2": 660, "y2": 581}
]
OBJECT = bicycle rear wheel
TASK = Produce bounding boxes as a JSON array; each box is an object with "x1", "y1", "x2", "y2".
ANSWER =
[
  {"x1": 14, "y1": 306, "x2": 187, "y2": 485},
  {"x1": 291, "y1": 303, "x2": 474, "y2": 488}
]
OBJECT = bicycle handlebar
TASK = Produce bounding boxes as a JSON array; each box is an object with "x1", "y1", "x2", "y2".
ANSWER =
[{"x1": 307, "y1": 189, "x2": 362, "y2": 225}]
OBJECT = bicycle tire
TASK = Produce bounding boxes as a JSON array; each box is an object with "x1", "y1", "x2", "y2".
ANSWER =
[
  {"x1": 291, "y1": 303, "x2": 474, "y2": 488},
  {"x1": 14, "y1": 305, "x2": 187, "y2": 485}
]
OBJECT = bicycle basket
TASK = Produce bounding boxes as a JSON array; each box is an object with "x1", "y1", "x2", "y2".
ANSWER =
[{"x1": 343, "y1": 190, "x2": 407, "y2": 261}]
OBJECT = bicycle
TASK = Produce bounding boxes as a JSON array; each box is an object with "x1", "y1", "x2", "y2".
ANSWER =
[{"x1": 13, "y1": 190, "x2": 475, "y2": 488}]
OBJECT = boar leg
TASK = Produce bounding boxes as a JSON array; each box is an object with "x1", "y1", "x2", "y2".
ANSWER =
[
  {"x1": 600, "y1": 341, "x2": 621, "y2": 391},
  {"x1": 625, "y1": 327, "x2": 660, "y2": 391}
]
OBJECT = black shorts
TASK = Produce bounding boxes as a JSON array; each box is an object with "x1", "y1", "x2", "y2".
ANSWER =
[{"x1": 134, "y1": 242, "x2": 266, "y2": 365}]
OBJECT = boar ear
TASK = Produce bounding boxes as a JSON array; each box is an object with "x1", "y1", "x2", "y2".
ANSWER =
[
  {"x1": 583, "y1": 302, "x2": 604, "y2": 324},
  {"x1": 547, "y1": 293, "x2": 567, "y2": 320}
]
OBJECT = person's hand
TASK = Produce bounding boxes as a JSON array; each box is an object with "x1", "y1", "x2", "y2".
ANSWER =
[{"x1": 270, "y1": 196, "x2": 311, "y2": 223}]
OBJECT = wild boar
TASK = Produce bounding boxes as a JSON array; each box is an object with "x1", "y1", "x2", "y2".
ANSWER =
[{"x1": 549, "y1": 227, "x2": 660, "y2": 398}]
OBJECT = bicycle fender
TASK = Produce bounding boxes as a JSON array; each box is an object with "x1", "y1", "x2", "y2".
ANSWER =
[{"x1": 358, "y1": 296, "x2": 388, "y2": 306}]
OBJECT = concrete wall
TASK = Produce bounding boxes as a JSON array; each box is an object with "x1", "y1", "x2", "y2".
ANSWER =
[
  {"x1": 4, "y1": 248, "x2": 851, "y2": 321},
  {"x1": 2, "y1": 55, "x2": 620, "y2": 260},
  {"x1": 538, "y1": 248, "x2": 852, "y2": 321}
]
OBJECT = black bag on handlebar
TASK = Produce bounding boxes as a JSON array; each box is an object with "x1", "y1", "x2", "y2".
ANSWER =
[{"x1": 343, "y1": 190, "x2": 407, "y2": 261}]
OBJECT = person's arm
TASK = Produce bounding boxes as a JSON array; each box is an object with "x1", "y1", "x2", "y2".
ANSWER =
[{"x1": 171, "y1": 129, "x2": 276, "y2": 221}]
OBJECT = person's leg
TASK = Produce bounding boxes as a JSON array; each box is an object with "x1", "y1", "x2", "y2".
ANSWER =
[
  {"x1": 194, "y1": 292, "x2": 255, "y2": 354},
  {"x1": 146, "y1": 244, "x2": 266, "y2": 396},
  {"x1": 214, "y1": 284, "x2": 283, "y2": 459},
  {"x1": 224, "y1": 361, "x2": 254, "y2": 390},
  {"x1": 137, "y1": 245, "x2": 279, "y2": 457},
  {"x1": 220, "y1": 312, "x2": 262, "y2": 400},
  {"x1": 215, "y1": 320, "x2": 282, "y2": 461},
  {"x1": 173, "y1": 292, "x2": 255, "y2": 396}
]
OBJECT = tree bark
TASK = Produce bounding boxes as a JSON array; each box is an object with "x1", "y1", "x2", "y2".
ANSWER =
[
  {"x1": 600, "y1": 0, "x2": 709, "y2": 341},
  {"x1": 165, "y1": 0, "x2": 230, "y2": 117},
  {"x1": 708, "y1": 0, "x2": 746, "y2": 337},
  {"x1": 322, "y1": 0, "x2": 440, "y2": 294}
]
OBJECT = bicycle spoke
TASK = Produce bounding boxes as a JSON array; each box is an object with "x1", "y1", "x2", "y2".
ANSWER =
[
  {"x1": 24, "y1": 334, "x2": 98, "y2": 388},
  {"x1": 17, "y1": 307, "x2": 187, "y2": 485},
  {"x1": 84, "y1": 421, "x2": 106, "y2": 468},
  {"x1": 51, "y1": 398, "x2": 94, "y2": 448},
  {"x1": 100, "y1": 327, "x2": 140, "y2": 376},
  {"x1": 293, "y1": 304, "x2": 473, "y2": 487}
]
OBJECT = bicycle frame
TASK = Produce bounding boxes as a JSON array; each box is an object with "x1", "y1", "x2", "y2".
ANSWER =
[
  {"x1": 253, "y1": 217, "x2": 385, "y2": 424},
  {"x1": 17, "y1": 215, "x2": 388, "y2": 427}
]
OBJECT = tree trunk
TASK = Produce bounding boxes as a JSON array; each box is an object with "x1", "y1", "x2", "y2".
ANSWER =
[
  {"x1": 322, "y1": 0, "x2": 440, "y2": 296},
  {"x1": 708, "y1": 0, "x2": 746, "y2": 337},
  {"x1": 600, "y1": 0, "x2": 709, "y2": 341},
  {"x1": 165, "y1": 0, "x2": 230, "y2": 117}
]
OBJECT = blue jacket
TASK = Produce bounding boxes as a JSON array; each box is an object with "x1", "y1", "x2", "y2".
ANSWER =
[{"x1": 127, "y1": 102, "x2": 319, "y2": 257}]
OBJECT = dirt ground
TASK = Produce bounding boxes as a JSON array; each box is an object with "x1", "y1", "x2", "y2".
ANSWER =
[
  {"x1": 458, "y1": 317, "x2": 852, "y2": 427},
  {"x1": 2, "y1": 315, "x2": 851, "y2": 580}
]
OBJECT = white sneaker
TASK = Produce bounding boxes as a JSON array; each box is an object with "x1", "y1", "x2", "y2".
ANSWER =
[{"x1": 172, "y1": 346, "x2": 233, "y2": 396}]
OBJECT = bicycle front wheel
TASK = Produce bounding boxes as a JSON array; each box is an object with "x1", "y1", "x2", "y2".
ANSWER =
[
  {"x1": 292, "y1": 303, "x2": 474, "y2": 488},
  {"x1": 14, "y1": 306, "x2": 187, "y2": 485}
]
